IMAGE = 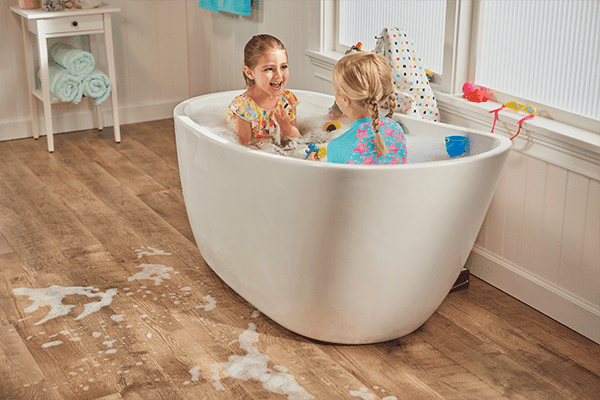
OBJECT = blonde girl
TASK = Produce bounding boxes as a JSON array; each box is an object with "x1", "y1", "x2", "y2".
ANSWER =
[
  {"x1": 318, "y1": 52, "x2": 407, "y2": 165},
  {"x1": 226, "y1": 34, "x2": 300, "y2": 145}
]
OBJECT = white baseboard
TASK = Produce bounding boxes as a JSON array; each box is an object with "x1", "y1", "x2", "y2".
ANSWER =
[
  {"x1": 467, "y1": 245, "x2": 600, "y2": 344},
  {"x1": 0, "y1": 99, "x2": 183, "y2": 142}
]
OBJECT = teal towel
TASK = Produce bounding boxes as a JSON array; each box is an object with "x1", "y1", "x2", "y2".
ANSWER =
[
  {"x1": 82, "y1": 69, "x2": 111, "y2": 105},
  {"x1": 199, "y1": 0, "x2": 250, "y2": 16},
  {"x1": 50, "y1": 43, "x2": 96, "y2": 77},
  {"x1": 45, "y1": 63, "x2": 83, "y2": 104}
]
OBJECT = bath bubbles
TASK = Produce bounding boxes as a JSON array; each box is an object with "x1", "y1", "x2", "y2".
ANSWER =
[
  {"x1": 187, "y1": 101, "x2": 459, "y2": 164},
  {"x1": 188, "y1": 103, "x2": 345, "y2": 161}
]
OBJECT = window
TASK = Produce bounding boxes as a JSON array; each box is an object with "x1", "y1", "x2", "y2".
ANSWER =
[
  {"x1": 332, "y1": 0, "x2": 600, "y2": 130},
  {"x1": 337, "y1": 0, "x2": 446, "y2": 74},
  {"x1": 475, "y1": 0, "x2": 600, "y2": 122}
]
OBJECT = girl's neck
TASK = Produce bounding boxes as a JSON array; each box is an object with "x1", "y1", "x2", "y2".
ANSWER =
[
  {"x1": 346, "y1": 107, "x2": 370, "y2": 124},
  {"x1": 245, "y1": 85, "x2": 282, "y2": 110}
]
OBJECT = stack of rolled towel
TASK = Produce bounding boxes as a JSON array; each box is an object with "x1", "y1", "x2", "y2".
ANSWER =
[{"x1": 37, "y1": 43, "x2": 111, "y2": 105}]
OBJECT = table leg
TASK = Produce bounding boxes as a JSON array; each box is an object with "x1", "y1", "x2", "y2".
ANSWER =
[
  {"x1": 21, "y1": 17, "x2": 39, "y2": 139},
  {"x1": 36, "y1": 20, "x2": 54, "y2": 152},
  {"x1": 103, "y1": 13, "x2": 120, "y2": 143}
]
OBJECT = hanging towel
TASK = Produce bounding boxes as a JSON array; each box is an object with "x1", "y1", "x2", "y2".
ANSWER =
[
  {"x1": 50, "y1": 43, "x2": 96, "y2": 77},
  {"x1": 37, "y1": 63, "x2": 84, "y2": 104},
  {"x1": 374, "y1": 27, "x2": 439, "y2": 122},
  {"x1": 199, "y1": 0, "x2": 250, "y2": 16},
  {"x1": 82, "y1": 69, "x2": 111, "y2": 105}
]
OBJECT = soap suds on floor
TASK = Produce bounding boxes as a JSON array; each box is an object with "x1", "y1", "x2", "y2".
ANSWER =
[
  {"x1": 211, "y1": 323, "x2": 314, "y2": 400},
  {"x1": 188, "y1": 366, "x2": 200, "y2": 383},
  {"x1": 128, "y1": 264, "x2": 174, "y2": 286},
  {"x1": 134, "y1": 246, "x2": 172, "y2": 259},
  {"x1": 195, "y1": 295, "x2": 216, "y2": 311},
  {"x1": 110, "y1": 313, "x2": 125, "y2": 322},
  {"x1": 41, "y1": 340, "x2": 63, "y2": 348},
  {"x1": 12, "y1": 286, "x2": 118, "y2": 325}
]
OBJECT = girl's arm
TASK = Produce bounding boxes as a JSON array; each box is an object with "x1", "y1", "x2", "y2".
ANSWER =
[{"x1": 235, "y1": 115, "x2": 253, "y2": 145}]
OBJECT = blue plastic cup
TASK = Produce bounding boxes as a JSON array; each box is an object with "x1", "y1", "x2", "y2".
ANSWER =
[{"x1": 445, "y1": 136, "x2": 468, "y2": 157}]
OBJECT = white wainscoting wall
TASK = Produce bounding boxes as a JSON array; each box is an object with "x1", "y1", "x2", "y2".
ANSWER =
[{"x1": 438, "y1": 96, "x2": 600, "y2": 344}]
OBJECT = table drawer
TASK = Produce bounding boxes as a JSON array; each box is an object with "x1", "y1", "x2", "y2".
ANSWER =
[{"x1": 29, "y1": 14, "x2": 103, "y2": 35}]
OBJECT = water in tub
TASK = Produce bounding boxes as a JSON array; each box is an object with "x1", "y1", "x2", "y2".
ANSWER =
[{"x1": 188, "y1": 102, "x2": 456, "y2": 163}]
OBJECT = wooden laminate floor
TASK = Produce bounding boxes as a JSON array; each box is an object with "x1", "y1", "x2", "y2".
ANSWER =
[{"x1": 0, "y1": 120, "x2": 598, "y2": 400}]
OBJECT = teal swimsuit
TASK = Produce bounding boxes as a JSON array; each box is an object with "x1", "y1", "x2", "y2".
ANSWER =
[{"x1": 327, "y1": 116, "x2": 407, "y2": 165}]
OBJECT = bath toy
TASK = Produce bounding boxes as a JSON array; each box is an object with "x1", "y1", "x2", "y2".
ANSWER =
[
  {"x1": 323, "y1": 120, "x2": 341, "y2": 132},
  {"x1": 305, "y1": 143, "x2": 326, "y2": 159},
  {"x1": 445, "y1": 136, "x2": 468, "y2": 157},
  {"x1": 464, "y1": 89, "x2": 488, "y2": 103},
  {"x1": 345, "y1": 42, "x2": 363, "y2": 55},
  {"x1": 425, "y1": 69, "x2": 434, "y2": 82},
  {"x1": 462, "y1": 82, "x2": 495, "y2": 102},
  {"x1": 328, "y1": 102, "x2": 344, "y2": 119},
  {"x1": 489, "y1": 100, "x2": 537, "y2": 140}
]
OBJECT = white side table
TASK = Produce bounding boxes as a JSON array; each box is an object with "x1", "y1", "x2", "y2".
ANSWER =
[{"x1": 11, "y1": 6, "x2": 121, "y2": 152}]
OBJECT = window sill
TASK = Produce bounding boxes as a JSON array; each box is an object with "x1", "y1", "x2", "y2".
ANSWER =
[
  {"x1": 436, "y1": 92, "x2": 600, "y2": 179},
  {"x1": 305, "y1": 49, "x2": 600, "y2": 179},
  {"x1": 305, "y1": 49, "x2": 341, "y2": 81}
]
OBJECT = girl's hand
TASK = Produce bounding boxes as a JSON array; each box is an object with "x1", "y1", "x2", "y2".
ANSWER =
[{"x1": 273, "y1": 104, "x2": 300, "y2": 138}]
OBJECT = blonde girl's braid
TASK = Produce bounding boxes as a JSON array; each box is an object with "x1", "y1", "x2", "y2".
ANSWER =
[
  {"x1": 386, "y1": 93, "x2": 397, "y2": 118},
  {"x1": 368, "y1": 98, "x2": 388, "y2": 157}
]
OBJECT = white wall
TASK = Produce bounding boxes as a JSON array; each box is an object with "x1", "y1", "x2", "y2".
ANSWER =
[{"x1": 0, "y1": 0, "x2": 324, "y2": 141}]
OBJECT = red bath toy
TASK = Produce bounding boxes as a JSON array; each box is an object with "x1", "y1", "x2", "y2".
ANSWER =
[
  {"x1": 462, "y1": 82, "x2": 494, "y2": 103},
  {"x1": 464, "y1": 88, "x2": 488, "y2": 103}
]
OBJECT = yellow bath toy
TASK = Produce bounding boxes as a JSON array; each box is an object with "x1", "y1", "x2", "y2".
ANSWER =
[
  {"x1": 323, "y1": 120, "x2": 341, "y2": 131},
  {"x1": 317, "y1": 147, "x2": 327, "y2": 159}
]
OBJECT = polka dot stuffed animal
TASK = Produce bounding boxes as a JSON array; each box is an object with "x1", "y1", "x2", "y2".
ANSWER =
[{"x1": 374, "y1": 27, "x2": 439, "y2": 122}]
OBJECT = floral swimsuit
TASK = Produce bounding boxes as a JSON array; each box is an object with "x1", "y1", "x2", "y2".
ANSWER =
[{"x1": 226, "y1": 90, "x2": 299, "y2": 139}]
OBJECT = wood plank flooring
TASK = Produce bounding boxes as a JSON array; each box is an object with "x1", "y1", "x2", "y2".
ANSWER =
[{"x1": 1, "y1": 120, "x2": 598, "y2": 400}]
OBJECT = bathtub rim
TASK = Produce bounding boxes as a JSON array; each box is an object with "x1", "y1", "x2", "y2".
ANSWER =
[{"x1": 174, "y1": 89, "x2": 512, "y2": 170}]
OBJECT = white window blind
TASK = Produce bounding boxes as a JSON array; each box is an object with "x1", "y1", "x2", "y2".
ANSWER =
[
  {"x1": 475, "y1": 0, "x2": 600, "y2": 121},
  {"x1": 338, "y1": 0, "x2": 446, "y2": 74}
]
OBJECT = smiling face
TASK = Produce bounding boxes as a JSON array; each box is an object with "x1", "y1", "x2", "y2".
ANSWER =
[{"x1": 244, "y1": 49, "x2": 289, "y2": 97}]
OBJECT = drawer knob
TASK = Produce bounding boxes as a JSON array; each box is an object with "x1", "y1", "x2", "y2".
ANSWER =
[{"x1": 72, "y1": 21, "x2": 78, "y2": 27}]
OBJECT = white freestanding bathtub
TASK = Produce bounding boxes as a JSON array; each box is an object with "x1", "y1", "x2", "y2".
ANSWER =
[{"x1": 174, "y1": 89, "x2": 511, "y2": 344}]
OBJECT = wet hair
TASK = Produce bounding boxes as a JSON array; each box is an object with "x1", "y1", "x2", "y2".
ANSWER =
[
  {"x1": 243, "y1": 34, "x2": 287, "y2": 87},
  {"x1": 332, "y1": 52, "x2": 397, "y2": 158}
]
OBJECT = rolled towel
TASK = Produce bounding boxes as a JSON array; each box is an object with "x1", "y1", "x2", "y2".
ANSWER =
[
  {"x1": 82, "y1": 69, "x2": 111, "y2": 105},
  {"x1": 39, "y1": 63, "x2": 84, "y2": 104},
  {"x1": 50, "y1": 43, "x2": 95, "y2": 77}
]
